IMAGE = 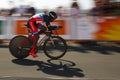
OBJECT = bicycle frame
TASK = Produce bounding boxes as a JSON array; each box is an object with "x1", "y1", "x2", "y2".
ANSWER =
[
  {"x1": 36, "y1": 30, "x2": 55, "y2": 47},
  {"x1": 25, "y1": 24, "x2": 60, "y2": 48},
  {"x1": 37, "y1": 35, "x2": 49, "y2": 47}
]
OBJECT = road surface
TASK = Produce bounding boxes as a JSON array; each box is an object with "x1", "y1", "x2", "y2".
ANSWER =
[{"x1": 0, "y1": 42, "x2": 120, "y2": 80}]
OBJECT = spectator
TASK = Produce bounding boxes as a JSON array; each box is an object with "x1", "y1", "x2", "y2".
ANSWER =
[
  {"x1": 69, "y1": 0, "x2": 81, "y2": 39},
  {"x1": 90, "y1": 0, "x2": 115, "y2": 16},
  {"x1": 90, "y1": 0, "x2": 104, "y2": 16},
  {"x1": 9, "y1": 5, "x2": 28, "y2": 16},
  {"x1": 42, "y1": 9, "x2": 48, "y2": 14},
  {"x1": 9, "y1": 7, "x2": 16, "y2": 16},
  {"x1": 70, "y1": 0, "x2": 81, "y2": 17},
  {"x1": 27, "y1": 6, "x2": 36, "y2": 16},
  {"x1": 56, "y1": 6, "x2": 64, "y2": 17},
  {"x1": 16, "y1": 5, "x2": 27, "y2": 15}
]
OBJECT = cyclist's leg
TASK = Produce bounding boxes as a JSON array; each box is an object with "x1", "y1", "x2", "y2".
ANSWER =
[
  {"x1": 28, "y1": 20, "x2": 39, "y2": 57},
  {"x1": 29, "y1": 34, "x2": 39, "y2": 57},
  {"x1": 30, "y1": 26, "x2": 46, "y2": 57}
]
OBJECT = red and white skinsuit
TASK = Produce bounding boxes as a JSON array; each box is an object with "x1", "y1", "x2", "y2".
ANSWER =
[{"x1": 28, "y1": 13, "x2": 47, "y2": 57}]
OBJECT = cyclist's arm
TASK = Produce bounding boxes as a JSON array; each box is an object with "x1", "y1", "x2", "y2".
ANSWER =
[
  {"x1": 42, "y1": 22, "x2": 48, "y2": 28},
  {"x1": 43, "y1": 15, "x2": 51, "y2": 28}
]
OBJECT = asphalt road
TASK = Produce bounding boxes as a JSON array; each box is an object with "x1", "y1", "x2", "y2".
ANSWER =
[{"x1": 0, "y1": 42, "x2": 120, "y2": 80}]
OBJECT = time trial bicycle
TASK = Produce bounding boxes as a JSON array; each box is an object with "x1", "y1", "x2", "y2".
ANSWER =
[{"x1": 9, "y1": 24, "x2": 67, "y2": 59}]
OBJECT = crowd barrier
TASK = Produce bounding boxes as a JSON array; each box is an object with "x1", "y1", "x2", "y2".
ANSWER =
[{"x1": 0, "y1": 16, "x2": 120, "y2": 41}]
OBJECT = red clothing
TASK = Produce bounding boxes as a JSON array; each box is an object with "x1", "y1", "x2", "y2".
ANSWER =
[{"x1": 28, "y1": 13, "x2": 44, "y2": 33}]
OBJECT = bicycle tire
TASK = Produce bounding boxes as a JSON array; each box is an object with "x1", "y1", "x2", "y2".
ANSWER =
[
  {"x1": 9, "y1": 36, "x2": 33, "y2": 59},
  {"x1": 43, "y1": 36, "x2": 67, "y2": 59}
]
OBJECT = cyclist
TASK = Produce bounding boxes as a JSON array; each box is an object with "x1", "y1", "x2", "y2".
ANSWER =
[{"x1": 27, "y1": 11, "x2": 57, "y2": 57}]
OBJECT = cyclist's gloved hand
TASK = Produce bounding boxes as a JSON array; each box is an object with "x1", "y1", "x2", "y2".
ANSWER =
[
  {"x1": 33, "y1": 31, "x2": 39, "y2": 35},
  {"x1": 48, "y1": 26, "x2": 60, "y2": 30},
  {"x1": 54, "y1": 26, "x2": 62, "y2": 29},
  {"x1": 55, "y1": 26, "x2": 59, "y2": 29}
]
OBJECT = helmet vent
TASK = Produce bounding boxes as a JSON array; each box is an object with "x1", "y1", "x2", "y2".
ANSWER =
[{"x1": 49, "y1": 13, "x2": 55, "y2": 18}]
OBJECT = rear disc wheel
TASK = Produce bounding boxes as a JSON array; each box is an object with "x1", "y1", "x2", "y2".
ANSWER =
[{"x1": 9, "y1": 36, "x2": 33, "y2": 59}]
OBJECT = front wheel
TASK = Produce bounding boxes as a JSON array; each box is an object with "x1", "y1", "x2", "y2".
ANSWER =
[
  {"x1": 43, "y1": 36, "x2": 67, "y2": 59},
  {"x1": 9, "y1": 36, "x2": 33, "y2": 59}
]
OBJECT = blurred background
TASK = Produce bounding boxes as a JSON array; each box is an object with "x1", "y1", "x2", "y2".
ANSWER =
[
  {"x1": 0, "y1": 0, "x2": 120, "y2": 16},
  {"x1": 0, "y1": 0, "x2": 90, "y2": 18},
  {"x1": 0, "y1": 0, "x2": 120, "y2": 43}
]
